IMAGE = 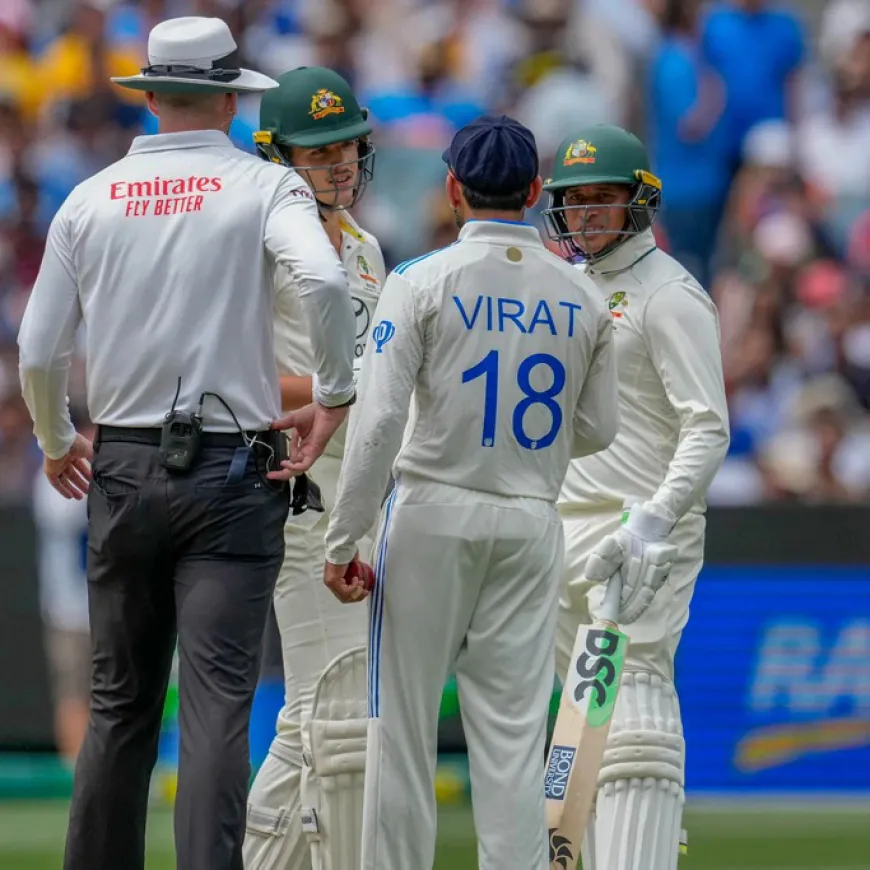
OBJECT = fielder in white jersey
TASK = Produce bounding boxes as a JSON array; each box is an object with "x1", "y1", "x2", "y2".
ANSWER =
[
  {"x1": 542, "y1": 124, "x2": 730, "y2": 870},
  {"x1": 244, "y1": 67, "x2": 385, "y2": 870},
  {"x1": 323, "y1": 115, "x2": 620, "y2": 870}
]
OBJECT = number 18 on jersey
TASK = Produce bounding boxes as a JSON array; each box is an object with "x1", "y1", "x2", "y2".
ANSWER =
[{"x1": 462, "y1": 349, "x2": 566, "y2": 450}]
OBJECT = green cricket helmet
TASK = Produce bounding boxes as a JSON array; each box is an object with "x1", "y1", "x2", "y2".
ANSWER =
[
  {"x1": 542, "y1": 124, "x2": 662, "y2": 262},
  {"x1": 254, "y1": 66, "x2": 375, "y2": 210}
]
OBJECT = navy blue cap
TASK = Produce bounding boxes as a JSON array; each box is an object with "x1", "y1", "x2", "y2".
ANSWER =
[{"x1": 442, "y1": 115, "x2": 539, "y2": 196}]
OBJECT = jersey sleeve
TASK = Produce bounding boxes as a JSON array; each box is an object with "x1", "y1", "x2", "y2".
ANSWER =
[
  {"x1": 643, "y1": 280, "x2": 730, "y2": 518},
  {"x1": 571, "y1": 309, "x2": 619, "y2": 458},
  {"x1": 17, "y1": 199, "x2": 81, "y2": 459},
  {"x1": 324, "y1": 271, "x2": 426, "y2": 564},
  {"x1": 264, "y1": 171, "x2": 356, "y2": 407}
]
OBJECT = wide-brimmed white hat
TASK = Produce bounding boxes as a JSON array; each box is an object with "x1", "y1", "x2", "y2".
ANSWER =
[{"x1": 112, "y1": 17, "x2": 278, "y2": 93}]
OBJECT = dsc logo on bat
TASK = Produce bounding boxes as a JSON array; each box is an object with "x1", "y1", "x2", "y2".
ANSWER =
[{"x1": 572, "y1": 628, "x2": 626, "y2": 725}]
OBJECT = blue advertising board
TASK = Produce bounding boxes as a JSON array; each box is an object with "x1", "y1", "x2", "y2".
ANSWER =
[{"x1": 678, "y1": 566, "x2": 870, "y2": 794}]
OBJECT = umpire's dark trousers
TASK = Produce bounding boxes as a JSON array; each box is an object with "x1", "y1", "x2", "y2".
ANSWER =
[{"x1": 63, "y1": 428, "x2": 290, "y2": 870}]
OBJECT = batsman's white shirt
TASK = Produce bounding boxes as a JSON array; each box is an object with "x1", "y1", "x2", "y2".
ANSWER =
[
  {"x1": 272, "y1": 211, "x2": 386, "y2": 459},
  {"x1": 559, "y1": 229, "x2": 729, "y2": 519},
  {"x1": 553, "y1": 232, "x2": 729, "y2": 870},
  {"x1": 325, "y1": 219, "x2": 619, "y2": 565},
  {"x1": 17, "y1": 130, "x2": 356, "y2": 458}
]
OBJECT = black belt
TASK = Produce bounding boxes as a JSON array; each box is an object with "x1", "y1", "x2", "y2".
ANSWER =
[{"x1": 96, "y1": 425, "x2": 266, "y2": 449}]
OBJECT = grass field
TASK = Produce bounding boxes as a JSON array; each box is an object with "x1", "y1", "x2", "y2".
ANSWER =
[{"x1": 0, "y1": 800, "x2": 868, "y2": 870}]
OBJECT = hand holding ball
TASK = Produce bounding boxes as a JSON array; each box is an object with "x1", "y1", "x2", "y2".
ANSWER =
[{"x1": 345, "y1": 557, "x2": 375, "y2": 594}]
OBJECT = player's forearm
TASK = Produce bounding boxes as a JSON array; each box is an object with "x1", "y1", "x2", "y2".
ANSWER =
[
  {"x1": 644, "y1": 281, "x2": 730, "y2": 519},
  {"x1": 279, "y1": 374, "x2": 314, "y2": 411},
  {"x1": 651, "y1": 416, "x2": 730, "y2": 519},
  {"x1": 325, "y1": 414, "x2": 406, "y2": 564}
]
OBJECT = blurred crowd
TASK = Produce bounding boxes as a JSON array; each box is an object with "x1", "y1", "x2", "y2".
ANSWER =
[{"x1": 2, "y1": 0, "x2": 870, "y2": 504}]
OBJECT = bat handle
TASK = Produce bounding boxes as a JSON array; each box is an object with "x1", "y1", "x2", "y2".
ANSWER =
[{"x1": 599, "y1": 570, "x2": 622, "y2": 626}]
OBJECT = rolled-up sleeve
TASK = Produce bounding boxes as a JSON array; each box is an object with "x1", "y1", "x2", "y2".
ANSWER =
[
  {"x1": 17, "y1": 202, "x2": 81, "y2": 459},
  {"x1": 264, "y1": 173, "x2": 356, "y2": 407}
]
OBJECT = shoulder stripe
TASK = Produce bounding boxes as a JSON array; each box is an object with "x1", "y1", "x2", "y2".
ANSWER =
[{"x1": 394, "y1": 242, "x2": 457, "y2": 276}]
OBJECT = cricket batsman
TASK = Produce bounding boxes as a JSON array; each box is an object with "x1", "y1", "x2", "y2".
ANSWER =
[
  {"x1": 320, "y1": 115, "x2": 620, "y2": 870},
  {"x1": 244, "y1": 67, "x2": 385, "y2": 870},
  {"x1": 542, "y1": 123, "x2": 730, "y2": 870}
]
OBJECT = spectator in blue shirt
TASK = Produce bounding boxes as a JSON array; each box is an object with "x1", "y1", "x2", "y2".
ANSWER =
[
  {"x1": 648, "y1": 0, "x2": 731, "y2": 286},
  {"x1": 702, "y1": 0, "x2": 806, "y2": 161},
  {"x1": 363, "y1": 39, "x2": 486, "y2": 141}
]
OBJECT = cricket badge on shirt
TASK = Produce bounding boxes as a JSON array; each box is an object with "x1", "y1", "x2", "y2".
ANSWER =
[
  {"x1": 563, "y1": 139, "x2": 597, "y2": 166},
  {"x1": 607, "y1": 291, "x2": 628, "y2": 320},
  {"x1": 309, "y1": 89, "x2": 345, "y2": 120},
  {"x1": 356, "y1": 254, "x2": 380, "y2": 288}
]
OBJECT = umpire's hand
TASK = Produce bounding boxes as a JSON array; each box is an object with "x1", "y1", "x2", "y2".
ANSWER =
[
  {"x1": 44, "y1": 432, "x2": 93, "y2": 500},
  {"x1": 268, "y1": 402, "x2": 349, "y2": 478}
]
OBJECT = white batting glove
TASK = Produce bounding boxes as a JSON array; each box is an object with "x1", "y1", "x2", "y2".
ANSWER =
[{"x1": 585, "y1": 502, "x2": 678, "y2": 624}]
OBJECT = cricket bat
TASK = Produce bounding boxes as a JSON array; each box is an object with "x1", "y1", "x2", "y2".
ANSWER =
[{"x1": 545, "y1": 573, "x2": 628, "y2": 870}]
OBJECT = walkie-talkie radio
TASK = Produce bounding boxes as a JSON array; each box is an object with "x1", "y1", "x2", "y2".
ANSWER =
[{"x1": 160, "y1": 378, "x2": 202, "y2": 473}]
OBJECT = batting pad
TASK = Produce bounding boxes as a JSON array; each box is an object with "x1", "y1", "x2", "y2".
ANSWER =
[
  {"x1": 244, "y1": 746, "x2": 312, "y2": 870},
  {"x1": 581, "y1": 672, "x2": 685, "y2": 870},
  {"x1": 302, "y1": 646, "x2": 368, "y2": 870}
]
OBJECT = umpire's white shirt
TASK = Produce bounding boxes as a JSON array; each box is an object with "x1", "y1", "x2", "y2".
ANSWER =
[
  {"x1": 559, "y1": 229, "x2": 730, "y2": 519},
  {"x1": 18, "y1": 130, "x2": 356, "y2": 458},
  {"x1": 325, "y1": 219, "x2": 620, "y2": 564}
]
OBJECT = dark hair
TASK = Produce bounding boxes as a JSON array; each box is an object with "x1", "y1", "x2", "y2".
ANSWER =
[{"x1": 461, "y1": 183, "x2": 530, "y2": 212}]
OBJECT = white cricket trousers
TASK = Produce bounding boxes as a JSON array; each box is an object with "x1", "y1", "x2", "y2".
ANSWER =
[
  {"x1": 245, "y1": 455, "x2": 369, "y2": 870},
  {"x1": 364, "y1": 473, "x2": 565, "y2": 870}
]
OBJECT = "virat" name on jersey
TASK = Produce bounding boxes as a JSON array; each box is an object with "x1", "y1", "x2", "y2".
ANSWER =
[{"x1": 453, "y1": 294, "x2": 583, "y2": 337}]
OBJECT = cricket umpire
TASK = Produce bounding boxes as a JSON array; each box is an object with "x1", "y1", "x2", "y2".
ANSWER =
[{"x1": 17, "y1": 17, "x2": 358, "y2": 870}]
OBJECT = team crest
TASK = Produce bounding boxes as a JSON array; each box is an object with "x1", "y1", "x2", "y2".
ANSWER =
[
  {"x1": 309, "y1": 89, "x2": 345, "y2": 120},
  {"x1": 563, "y1": 139, "x2": 597, "y2": 166},
  {"x1": 357, "y1": 254, "x2": 378, "y2": 286},
  {"x1": 608, "y1": 291, "x2": 628, "y2": 318}
]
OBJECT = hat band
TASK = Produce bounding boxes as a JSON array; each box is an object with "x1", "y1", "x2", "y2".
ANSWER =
[{"x1": 141, "y1": 49, "x2": 242, "y2": 82}]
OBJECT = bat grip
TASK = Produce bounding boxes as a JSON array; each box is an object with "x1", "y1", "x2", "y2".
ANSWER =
[{"x1": 599, "y1": 571, "x2": 622, "y2": 626}]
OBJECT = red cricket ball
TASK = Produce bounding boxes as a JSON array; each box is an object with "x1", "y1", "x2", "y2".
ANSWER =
[{"x1": 346, "y1": 557, "x2": 375, "y2": 592}]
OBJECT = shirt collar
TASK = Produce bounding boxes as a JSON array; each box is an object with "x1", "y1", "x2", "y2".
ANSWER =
[
  {"x1": 587, "y1": 229, "x2": 657, "y2": 276},
  {"x1": 458, "y1": 219, "x2": 543, "y2": 245},
  {"x1": 338, "y1": 214, "x2": 367, "y2": 246},
  {"x1": 127, "y1": 130, "x2": 235, "y2": 155}
]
